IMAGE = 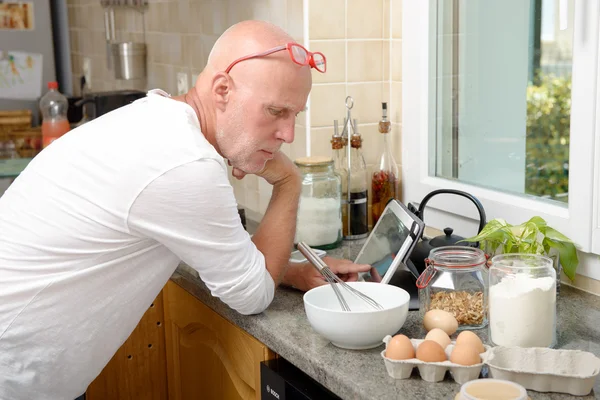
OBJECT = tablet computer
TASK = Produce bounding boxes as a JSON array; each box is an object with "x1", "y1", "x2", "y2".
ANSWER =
[{"x1": 355, "y1": 199, "x2": 424, "y2": 309}]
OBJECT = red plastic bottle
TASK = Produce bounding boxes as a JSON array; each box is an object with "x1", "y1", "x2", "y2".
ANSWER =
[{"x1": 40, "y1": 81, "x2": 70, "y2": 148}]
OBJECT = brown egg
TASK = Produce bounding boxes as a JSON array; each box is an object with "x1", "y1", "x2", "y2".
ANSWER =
[
  {"x1": 416, "y1": 340, "x2": 447, "y2": 362},
  {"x1": 423, "y1": 309, "x2": 458, "y2": 335},
  {"x1": 385, "y1": 334, "x2": 415, "y2": 360},
  {"x1": 424, "y1": 328, "x2": 451, "y2": 349},
  {"x1": 450, "y1": 344, "x2": 482, "y2": 366},
  {"x1": 456, "y1": 330, "x2": 485, "y2": 354}
]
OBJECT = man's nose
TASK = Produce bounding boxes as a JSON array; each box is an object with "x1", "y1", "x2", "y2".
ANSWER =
[{"x1": 276, "y1": 120, "x2": 295, "y2": 144}]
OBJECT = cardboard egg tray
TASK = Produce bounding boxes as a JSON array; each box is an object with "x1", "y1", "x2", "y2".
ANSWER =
[
  {"x1": 485, "y1": 346, "x2": 600, "y2": 396},
  {"x1": 381, "y1": 336, "x2": 492, "y2": 384}
]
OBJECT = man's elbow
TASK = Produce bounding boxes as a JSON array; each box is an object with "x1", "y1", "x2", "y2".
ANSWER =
[{"x1": 215, "y1": 273, "x2": 276, "y2": 316}]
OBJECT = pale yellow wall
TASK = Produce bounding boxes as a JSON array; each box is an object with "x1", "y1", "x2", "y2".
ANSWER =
[{"x1": 307, "y1": 0, "x2": 403, "y2": 223}]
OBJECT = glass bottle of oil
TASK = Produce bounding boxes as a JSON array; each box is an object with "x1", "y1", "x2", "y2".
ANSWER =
[
  {"x1": 331, "y1": 120, "x2": 349, "y2": 236},
  {"x1": 371, "y1": 102, "x2": 400, "y2": 225},
  {"x1": 346, "y1": 121, "x2": 369, "y2": 239}
]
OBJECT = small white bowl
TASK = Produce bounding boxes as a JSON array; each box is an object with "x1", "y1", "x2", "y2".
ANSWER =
[
  {"x1": 458, "y1": 379, "x2": 528, "y2": 400},
  {"x1": 303, "y1": 282, "x2": 410, "y2": 350}
]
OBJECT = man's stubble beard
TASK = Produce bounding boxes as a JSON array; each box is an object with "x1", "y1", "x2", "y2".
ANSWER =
[{"x1": 215, "y1": 105, "x2": 266, "y2": 174}]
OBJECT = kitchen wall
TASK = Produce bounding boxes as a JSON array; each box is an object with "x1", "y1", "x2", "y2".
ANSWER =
[
  {"x1": 307, "y1": 0, "x2": 402, "y2": 226},
  {"x1": 66, "y1": 0, "x2": 402, "y2": 220}
]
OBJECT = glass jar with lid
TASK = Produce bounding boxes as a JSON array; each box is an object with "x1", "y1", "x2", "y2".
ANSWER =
[
  {"x1": 293, "y1": 156, "x2": 342, "y2": 250},
  {"x1": 416, "y1": 246, "x2": 488, "y2": 331},
  {"x1": 488, "y1": 254, "x2": 556, "y2": 348}
]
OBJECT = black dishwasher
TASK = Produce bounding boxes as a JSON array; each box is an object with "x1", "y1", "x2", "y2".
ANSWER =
[{"x1": 260, "y1": 357, "x2": 341, "y2": 400}]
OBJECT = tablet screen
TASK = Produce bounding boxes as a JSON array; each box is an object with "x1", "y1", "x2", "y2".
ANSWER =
[{"x1": 355, "y1": 201, "x2": 417, "y2": 283}]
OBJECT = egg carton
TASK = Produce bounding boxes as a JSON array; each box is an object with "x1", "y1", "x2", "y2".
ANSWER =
[
  {"x1": 484, "y1": 346, "x2": 600, "y2": 396},
  {"x1": 381, "y1": 336, "x2": 492, "y2": 384}
]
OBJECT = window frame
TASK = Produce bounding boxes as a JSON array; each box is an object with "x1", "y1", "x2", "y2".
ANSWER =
[{"x1": 402, "y1": 0, "x2": 600, "y2": 279}]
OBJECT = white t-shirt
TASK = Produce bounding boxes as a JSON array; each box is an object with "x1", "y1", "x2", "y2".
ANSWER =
[{"x1": 0, "y1": 89, "x2": 274, "y2": 400}]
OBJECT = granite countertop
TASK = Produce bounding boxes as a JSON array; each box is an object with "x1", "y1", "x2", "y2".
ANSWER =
[{"x1": 171, "y1": 240, "x2": 600, "y2": 400}]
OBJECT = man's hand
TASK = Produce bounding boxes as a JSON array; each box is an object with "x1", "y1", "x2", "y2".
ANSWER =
[
  {"x1": 230, "y1": 151, "x2": 300, "y2": 187},
  {"x1": 282, "y1": 257, "x2": 372, "y2": 292},
  {"x1": 255, "y1": 150, "x2": 300, "y2": 187}
]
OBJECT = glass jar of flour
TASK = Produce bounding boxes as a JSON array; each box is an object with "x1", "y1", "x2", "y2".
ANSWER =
[
  {"x1": 293, "y1": 156, "x2": 342, "y2": 250},
  {"x1": 488, "y1": 254, "x2": 557, "y2": 348}
]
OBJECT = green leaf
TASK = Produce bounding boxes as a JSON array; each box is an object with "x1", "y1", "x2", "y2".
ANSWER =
[
  {"x1": 544, "y1": 227, "x2": 576, "y2": 244},
  {"x1": 462, "y1": 219, "x2": 509, "y2": 243},
  {"x1": 545, "y1": 239, "x2": 579, "y2": 280},
  {"x1": 526, "y1": 216, "x2": 548, "y2": 230}
]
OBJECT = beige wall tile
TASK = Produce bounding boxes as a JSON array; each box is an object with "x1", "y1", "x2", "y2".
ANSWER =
[
  {"x1": 187, "y1": 34, "x2": 219, "y2": 70},
  {"x1": 346, "y1": 82, "x2": 384, "y2": 124},
  {"x1": 310, "y1": 84, "x2": 347, "y2": 127},
  {"x1": 287, "y1": 0, "x2": 304, "y2": 42},
  {"x1": 258, "y1": 178, "x2": 274, "y2": 198},
  {"x1": 146, "y1": 33, "x2": 186, "y2": 66},
  {"x1": 391, "y1": 0, "x2": 402, "y2": 38},
  {"x1": 309, "y1": 0, "x2": 345, "y2": 39},
  {"x1": 145, "y1": 2, "x2": 168, "y2": 33},
  {"x1": 280, "y1": 142, "x2": 292, "y2": 158},
  {"x1": 383, "y1": 40, "x2": 390, "y2": 81},
  {"x1": 244, "y1": 175, "x2": 259, "y2": 193},
  {"x1": 562, "y1": 273, "x2": 600, "y2": 296},
  {"x1": 227, "y1": 0, "x2": 256, "y2": 25},
  {"x1": 310, "y1": 40, "x2": 345, "y2": 84},
  {"x1": 88, "y1": 5, "x2": 106, "y2": 32},
  {"x1": 391, "y1": 123, "x2": 402, "y2": 165},
  {"x1": 347, "y1": 0, "x2": 384, "y2": 39},
  {"x1": 359, "y1": 124, "x2": 383, "y2": 165},
  {"x1": 67, "y1": 7, "x2": 78, "y2": 29},
  {"x1": 383, "y1": 0, "x2": 391, "y2": 38},
  {"x1": 91, "y1": 32, "x2": 107, "y2": 57},
  {"x1": 244, "y1": 190, "x2": 260, "y2": 214},
  {"x1": 291, "y1": 125, "x2": 308, "y2": 160},
  {"x1": 390, "y1": 81, "x2": 402, "y2": 124},
  {"x1": 391, "y1": 39, "x2": 402, "y2": 81},
  {"x1": 310, "y1": 127, "x2": 334, "y2": 158},
  {"x1": 347, "y1": 41, "x2": 384, "y2": 82}
]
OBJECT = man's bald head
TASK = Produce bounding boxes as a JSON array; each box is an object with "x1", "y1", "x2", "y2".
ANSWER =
[
  {"x1": 190, "y1": 20, "x2": 314, "y2": 175},
  {"x1": 206, "y1": 20, "x2": 294, "y2": 72}
]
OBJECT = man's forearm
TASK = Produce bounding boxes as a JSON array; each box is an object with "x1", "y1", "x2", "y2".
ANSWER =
[{"x1": 251, "y1": 176, "x2": 301, "y2": 286}]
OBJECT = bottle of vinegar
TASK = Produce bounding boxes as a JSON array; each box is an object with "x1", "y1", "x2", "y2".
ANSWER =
[
  {"x1": 347, "y1": 122, "x2": 369, "y2": 238},
  {"x1": 371, "y1": 102, "x2": 400, "y2": 225}
]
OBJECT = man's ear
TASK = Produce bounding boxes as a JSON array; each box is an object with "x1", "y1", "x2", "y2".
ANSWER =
[{"x1": 212, "y1": 72, "x2": 231, "y2": 112}]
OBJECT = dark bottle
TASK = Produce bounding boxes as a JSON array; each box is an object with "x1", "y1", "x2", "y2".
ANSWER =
[{"x1": 346, "y1": 123, "x2": 369, "y2": 239}]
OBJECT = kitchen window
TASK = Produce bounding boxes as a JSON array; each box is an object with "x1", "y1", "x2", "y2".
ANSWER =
[{"x1": 402, "y1": 0, "x2": 600, "y2": 279}]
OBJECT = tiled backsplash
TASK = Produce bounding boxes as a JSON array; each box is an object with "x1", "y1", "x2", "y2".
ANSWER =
[{"x1": 66, "y1": 0, "x2": 402, "y2": 221}]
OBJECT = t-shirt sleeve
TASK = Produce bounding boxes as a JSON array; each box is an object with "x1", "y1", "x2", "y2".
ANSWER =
[{"x1": 126, "y1": 159, "x2": 275, "y2": 315}]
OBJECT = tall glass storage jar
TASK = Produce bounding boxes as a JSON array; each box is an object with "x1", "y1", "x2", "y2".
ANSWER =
[
  {"x1": 488, "y1": 254, "x2": 556, "y2": 348},
  {"x1": 417, "y1": 246, "x2": 488, "y2": 331},
  {"x1": 293, "y1": 156, "x2": 343, "y2": 250}
]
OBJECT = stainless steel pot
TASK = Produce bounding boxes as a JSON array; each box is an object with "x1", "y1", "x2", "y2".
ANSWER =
[{"x1": 111, "y1": 42, "x2": 147, "y2": 80}]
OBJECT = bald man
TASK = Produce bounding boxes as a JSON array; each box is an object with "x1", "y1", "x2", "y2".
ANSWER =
[{"x1": 0, "y1": 20, "x2": 370, "y2": 399}]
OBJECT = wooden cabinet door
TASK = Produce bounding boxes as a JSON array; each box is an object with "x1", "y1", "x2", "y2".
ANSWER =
[
  {"x1": 86, "y1": 291, "x2": 168, "y2": 400},
  {"x1": 163, "y1": 280, "x2": 276, "y2": 400}
]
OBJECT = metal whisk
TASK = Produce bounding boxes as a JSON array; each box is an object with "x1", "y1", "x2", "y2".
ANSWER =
[{"x1": 297, "y1": 242, "x2": 384, "y2": 312}]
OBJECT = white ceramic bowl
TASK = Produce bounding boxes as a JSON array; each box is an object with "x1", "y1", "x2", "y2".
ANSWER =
[{"x1": 303, "y1": 282, "x2": 410, "y2": 350}]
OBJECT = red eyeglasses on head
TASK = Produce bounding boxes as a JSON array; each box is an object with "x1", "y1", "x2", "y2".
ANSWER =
[{"x1": 225, "y1": 42, "x2": 327, "y2": 74}]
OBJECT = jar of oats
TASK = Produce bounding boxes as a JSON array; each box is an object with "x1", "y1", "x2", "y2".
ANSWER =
[{"x1": 416, "y1": 246, "x2": 488, "y2": 331}]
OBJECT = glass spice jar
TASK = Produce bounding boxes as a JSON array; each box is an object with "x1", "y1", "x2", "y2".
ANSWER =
[
  {"x1": 416, "y1": 246, "x2": 489, "y2": 331},
  {"x1": 293, "y1": 156, "x2": 343, "y2": 250}
]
